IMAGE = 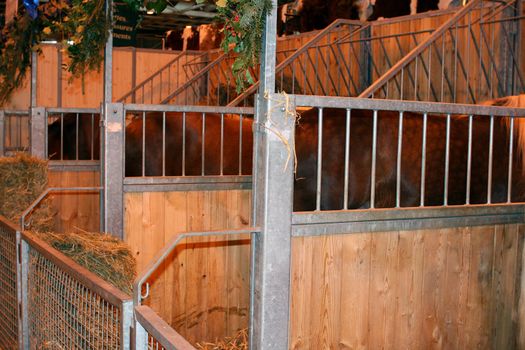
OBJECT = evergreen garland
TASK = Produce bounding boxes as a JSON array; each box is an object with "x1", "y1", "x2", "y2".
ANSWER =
[{"x1": 217, "y1": 0, "x2": 272, "y2": 92}]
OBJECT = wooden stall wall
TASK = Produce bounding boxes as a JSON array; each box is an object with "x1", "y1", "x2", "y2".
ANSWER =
[
  {"x1": 48, "y1": 169, "x2": 101, "y2": 233},
  {"x1": 124, "y1": 189, "x2": 251, "y2": 345},
  {"x1": 289, "y1": 223, "x2": 525, "y2": 349},
  {"x1": 1, "y1": 45, "x2": 204, "y2": 109}
]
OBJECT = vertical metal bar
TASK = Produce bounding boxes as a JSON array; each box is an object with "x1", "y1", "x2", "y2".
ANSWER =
[
  {"x1": 453, "y1": 23, "x2": 458, "y2": 102},
  {"x1": 507, "y1": 116, "x2": 514, "y2": 203},
  {"x1": 370, "y1": 110, "x2": 378, "y2": 209},
  {"x1": 420, "y1": 113, "x2": 428, "y2": 206},
  {"x1": 414, "y1": 56, "x2": 419, "y2": 100},
  {"x1": 75, "y1": 113, "x2": 79, "y2": 160},
  {"x1": 441, "y1": 36, "x2": 445, "y2": 102},
  {"x1": 91, "y1": 113, "x2": 95, "y2": 160},
  {"x1": 427, "y1": 46, "x2": 432, "y2": 101},
  {"x1": 220, "y1": 113, "x2": 224, "y2": 175},
  {"x1": 201, "y1": 112, "x2": 206, "y2": 176},
  {"x1": 396, "y1": 111, "x2": 404, "y2": 208},
  {"x1": 487, "y1": 115, "x2": 494, "y2": 204},
  {"x1": 18, "y1": 236, "x2": 29, "y2": 350},
  {"x1": 239, "y1": 114, "x2": 243, "y2": 175},
  {"x1": 466, "y1": 115, "x2": 473, "y2": 204},
  {"x1": 316, "y1": 108, "x2": 323, "y2": 211},
  {"x1": 162, "y1": 112, "x2": 166, "y2": 177},
  {"x1": 343, "y1": 109, "x2": 351, "y2": 210},
  {"x1": 182, "y1": 112, "x2": 186, "y2": 176},
  {"x1": 466, "y1": 11, "x2": 472, "y2": 103},
  {"x1": 142, "y1": 112, "x2": 145, "y2": 177},
  {"x1": 60, "y1": 113, "x2": 64, "y2": 160},
  {"x1": 444, "y1": 114, "x2": 451, "y2": 206}
]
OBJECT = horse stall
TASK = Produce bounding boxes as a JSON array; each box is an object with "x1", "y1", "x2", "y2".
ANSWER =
[{"x1": 1, "y1": 0, "x2": 525, "y2": 349}]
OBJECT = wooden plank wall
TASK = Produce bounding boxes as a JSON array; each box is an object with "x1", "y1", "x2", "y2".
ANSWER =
[
  {"x1": 124, "y1": 189, "x2": 252, "y2": 345},
  {"x1": 47, "y1": 170, "x2": 101, "y2": 233},
  {"x1": 289, "y1": 223, "x2": 525, "y2": 349}
]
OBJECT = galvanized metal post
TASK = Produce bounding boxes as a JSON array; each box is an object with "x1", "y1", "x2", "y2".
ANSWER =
[
  {"x1": 250, "y1": 0, "x2": 294, "y2": 347},
  {"x1": 30, "y1": 107, "x2": 46, "y2": 159},
  {"x1": 17, "y1": 235, "x2": 29, "y2": 350},
  {"x1": 120, "y1": 300, "x2": 133, "y2": 350},
  {"x1": 0, "y1": 110, "x2": 5, "y2": 156},
  {"x1": 103, "y1": 103, "x2": 124, "y2": 238},
  {"x1": 134, "y1": 320, "x2": 148, "y2": 350}
]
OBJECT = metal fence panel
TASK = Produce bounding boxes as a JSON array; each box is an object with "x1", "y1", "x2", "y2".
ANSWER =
[
  {"x1": 27, "y1": 248, "x2": 122, "y2": 349},
  {"x1": 0, "y1": 218, "x2": 19, "y2": 349},
  {"x1": 21, "y1": 232, "x2": 132, "y2": 350}
]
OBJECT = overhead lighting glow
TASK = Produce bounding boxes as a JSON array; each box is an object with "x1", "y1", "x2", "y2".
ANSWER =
[{"x1": 146, "y1": 9, "x2": 155, "y2": 14}]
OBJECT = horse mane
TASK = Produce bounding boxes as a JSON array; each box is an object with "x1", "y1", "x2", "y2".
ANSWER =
[{"x1": 481, "y1": 94, "x2": 525, "y2": 175}]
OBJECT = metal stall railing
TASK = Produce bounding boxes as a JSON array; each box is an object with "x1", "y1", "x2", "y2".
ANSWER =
[
  {"x1": 44, "y1": 107, "x2": 101, "y2": 163},
  {"x1": 117, "y1": 51, "x2": 208, "y2": 105},
  {"x1": 0, "y1": 109, "x2": 31, "y2": 156},
  {"x1": 290, "y1": 94, "x2": 525, "y2": 212},
  {"x1": 133, "y1": 228, "x2": 259, "y2": 350},
  {"x1": 20, "y1": 231, "x2": 133, "y2": 349},
  {"x1": 360, "y1": 0, "x2": 524, "y2": 103}
]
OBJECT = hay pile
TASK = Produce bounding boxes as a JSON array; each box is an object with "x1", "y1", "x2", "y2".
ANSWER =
[
  {"x1": 196, "y1": 329, "x2": 248, "y2": 350},
  {"x1": 34, "y1": 231, "x2": 136, "y2": 295},
  {"x1": 0, "y1": 153, "x2": 55, "y2": 232},
  {"x1": 0, "y1": 153, "x2": 136, "y2": 295}
]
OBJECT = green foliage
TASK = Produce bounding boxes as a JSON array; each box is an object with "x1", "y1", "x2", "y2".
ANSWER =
[
  {"x1": 217, "y1": 0, "x2": 272, "y2": 92},
  {"x1": 0, "y1": 13, "x2": 42, "y2": 105}
]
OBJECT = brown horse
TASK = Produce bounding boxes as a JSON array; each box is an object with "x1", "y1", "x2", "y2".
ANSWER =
[{"x1": 294, "y1": 99, "x2": 525, "y2": 210}]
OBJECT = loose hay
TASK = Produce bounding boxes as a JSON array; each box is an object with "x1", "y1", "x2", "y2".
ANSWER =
[
  {"x1": 0, "y1": 153, "x2": 55, "y2": 232},
  {"x1": 1, "y1": 153, "x2": 136, "y2": 295},
  {"x1": 33, "y1": 231, "x2": 136, "y2": 295},
  {"x1": 196, "y1": 328, "x2": 248, "y2": 350}
]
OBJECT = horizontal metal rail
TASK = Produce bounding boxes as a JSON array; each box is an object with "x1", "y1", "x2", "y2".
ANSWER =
[
  {"x1": 124, "y1": 103, "x2": 254, "y2": 115},
  {"x1": 292, "y1": 204, "x2": 525, "y2": 236},
  {"x1": 292, "y1": 94, "x2": 525, "y2": 117},
  {"x1": 46, "y1": 107, "x2": 100, "y2": 114},
  {"x1": 135, "y1": 305, "x2": 196, "y2": 350},
  {"x1": 124, "y1": 175, "x2": 252, "y2": 192}
]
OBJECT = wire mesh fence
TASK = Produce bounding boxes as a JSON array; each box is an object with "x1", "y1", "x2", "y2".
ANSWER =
[
  {"x1": 23, "y1": 232, "x2": 133, "y2": 349},
  {"x1": 0, "y1": 218, "x2": 19, "y2": 349},
  {"x1": 27, "y1": 249, "x2": 122, "y2": 348}
]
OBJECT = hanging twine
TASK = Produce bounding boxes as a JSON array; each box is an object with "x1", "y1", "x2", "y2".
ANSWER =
[{"x1": 259, "y1": 90, "x2": 301, "y2": 174}]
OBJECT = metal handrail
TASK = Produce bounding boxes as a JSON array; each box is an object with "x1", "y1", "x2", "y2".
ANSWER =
[
  {"x1": 227, "y1": 19, "x2": 365, "y2": 106},
  {"x1": 20, "y1": 186, "x2": 103, "y2": 230},
  {"x1": 117, "y1": 51, "x2": 207, "y2": 103},
  {"x1": 133, "y1": 227, "x2": 260, "y2": 305},
  {"x1": 160, "y1": 53, "x2": 229, "y2": 104}
]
